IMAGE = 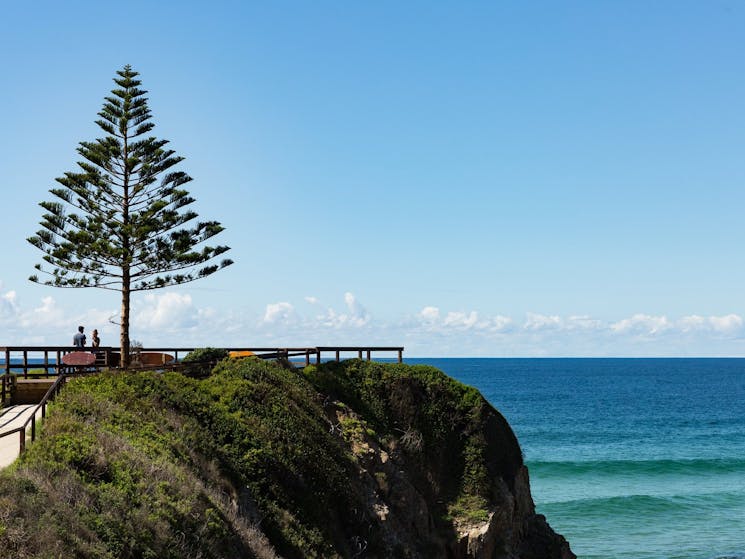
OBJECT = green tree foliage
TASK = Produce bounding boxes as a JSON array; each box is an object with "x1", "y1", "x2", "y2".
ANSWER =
[{"x1": 28, "y1": 66, "x2": 232, "y2": 366}]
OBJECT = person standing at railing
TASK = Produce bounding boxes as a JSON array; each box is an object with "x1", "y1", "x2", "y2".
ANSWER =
[
  {"x1": 73, "y1": 326, "x2": 86, "y2": 348},
  {"x1": 90, "y1": 328, "x2": 105, "y2": 366}
]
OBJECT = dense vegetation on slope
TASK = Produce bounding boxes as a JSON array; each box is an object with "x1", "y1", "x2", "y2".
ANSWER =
[{"x1": 0, "y1": 358, "x2": 540, "y2": 558}]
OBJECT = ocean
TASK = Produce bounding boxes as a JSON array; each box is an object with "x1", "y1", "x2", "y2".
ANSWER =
[{"x1": 405, "y1": 358, "x2": 745, "y2": 559}]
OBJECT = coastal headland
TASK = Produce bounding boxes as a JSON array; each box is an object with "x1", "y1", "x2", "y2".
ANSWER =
[{"x1": 0, "y1": 356, "x2": 573, "y2": 558}]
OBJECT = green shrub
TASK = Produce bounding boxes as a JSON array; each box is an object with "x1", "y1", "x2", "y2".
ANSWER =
[
  {"x1": 181, "y1": 347, "x2": 230, "y2": 377},
  {"x1": 182, "y1": 347, "x2": 229, "y2": 363}
]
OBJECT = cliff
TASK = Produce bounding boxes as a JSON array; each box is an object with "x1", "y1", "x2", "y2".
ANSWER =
[{"x1": 0, "y1": 358, "x2": 574, "y2": 559}]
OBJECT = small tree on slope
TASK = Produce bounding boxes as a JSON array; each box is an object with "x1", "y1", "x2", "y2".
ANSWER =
[{"x1": 28, "y1": 65, "x2": 233, "y2": 367}]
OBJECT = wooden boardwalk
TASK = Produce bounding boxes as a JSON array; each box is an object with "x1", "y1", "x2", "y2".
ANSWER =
[{"x1": 0, "y1": 404, "x2": 44, "y2": 468}]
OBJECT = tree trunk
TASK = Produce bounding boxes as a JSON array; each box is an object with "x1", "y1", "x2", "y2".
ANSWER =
[
  {"x1": 120, "y1": 270, "x2": 130, "y2": 368},
  {"x1": 121, "y1": 103, "x2": 130, "y2": 369}
]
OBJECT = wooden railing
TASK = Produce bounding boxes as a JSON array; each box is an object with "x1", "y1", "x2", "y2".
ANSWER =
[
  {"x1": 0, "y1": 345, "x2": 405, "y2": 376},
  {"x1": 0, "y1": 346, "x2": 119, "y2": 376}
]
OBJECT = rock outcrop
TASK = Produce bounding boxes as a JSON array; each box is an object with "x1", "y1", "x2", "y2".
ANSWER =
[
  {"x1": 311, "y1": 360, "x2": 575, "y2": 558},
  {"x1": 451, "y1": 466, "x2": 574, "y2": 559}
]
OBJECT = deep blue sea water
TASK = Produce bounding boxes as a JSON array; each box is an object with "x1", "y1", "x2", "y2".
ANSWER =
[{"x1": 405, "y1": 358, "x2": 745, "y2": 559}]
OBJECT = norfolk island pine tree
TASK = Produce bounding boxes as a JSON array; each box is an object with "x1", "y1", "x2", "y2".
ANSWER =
[{"x1": 28, "y1": 65, "x2": 233, "y2": 367}]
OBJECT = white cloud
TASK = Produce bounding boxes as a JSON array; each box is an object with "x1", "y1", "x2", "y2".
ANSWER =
[
  {"x1": 413, "y1": 307, "x2": 510, "y2": 334},
  {"x1": 134, "y1": 292, "x2": 199, "y2": 330},
  {"x1": 610, "y1": 314, "x2": 672, "y2": 335},
  {"x1": 679, "y1": 314, "x2": 743, "y2": 335},
  {"x1": 419, "y1": 306, "x2": 440, "y2": 322},
  {"x1": 679, "y1": 315, "x2": 706, "y2": 331},
  {"x1": 319, "y1": 293, "x2": 371, "y2": 328},
  {"x1": 443, "y1": 311, "x2": 480, "y2": 330},
  {"x1": 20, "y1": 296, "x2": 68, "y2": 330},
  {"x1": 0, "y1": 289, "x2": 18, "y2": 319},
  {"x1": 263, "y1": 302, "x2": 295, "y2": 324},
  {"x1": 524, "y1": 312, "x2": 562, "y2": 331},
  {"x1": 0, "y1": 284, "x2": 121, "y2": 345},
  {"x1": 566, "y1": 315, "x2": 603, "y2": 330},
  {"x1": 710, "y1": 314, "x2": 743, "y2": 333},
  {"x1": 489, "y1": 315, "x2": 513, "y2": 331},
  {"x1": 344, "y1": 292, "x2": 370, "y2": 326},
  {"x1": 304, "y1": 296, "x2": 318, "y2": 305}
]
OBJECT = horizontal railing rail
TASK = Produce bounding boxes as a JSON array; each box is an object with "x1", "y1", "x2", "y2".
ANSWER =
[{"x1": 1, "y1": 345, "x2": 404, "y2": 376}]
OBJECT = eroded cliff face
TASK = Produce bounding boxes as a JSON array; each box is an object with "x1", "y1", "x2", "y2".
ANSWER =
[
  {"x1": 451, "y1": 466, "x2": 574, "y2": 559},
  {"x1": 326, "y1": 407, "x2": 574, "y2": 559},
  {"x1": 311, "y1": 360, "x2": 575, "y2": 559}
]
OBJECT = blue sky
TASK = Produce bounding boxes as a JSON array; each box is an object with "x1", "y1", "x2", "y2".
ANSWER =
[{"x1": 2, "y1": 1, "x2": 745, "y2": 355}]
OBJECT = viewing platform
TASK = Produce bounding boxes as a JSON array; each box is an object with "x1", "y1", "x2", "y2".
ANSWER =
[{"x1": 0, "y1": 345, "x2": 405, "y2": 377}]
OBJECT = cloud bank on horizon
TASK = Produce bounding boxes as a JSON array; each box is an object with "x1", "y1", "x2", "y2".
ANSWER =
[{"x1": 2, "y1": 281, "x2": 743, "y2": 357}]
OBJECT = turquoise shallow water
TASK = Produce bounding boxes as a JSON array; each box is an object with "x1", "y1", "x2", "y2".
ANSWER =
[{"x1": 406, "y1": 358, "x2": 745, "y2": 559}]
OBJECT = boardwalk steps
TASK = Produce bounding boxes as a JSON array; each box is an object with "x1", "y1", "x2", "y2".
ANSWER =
[{"x1": 0, "y1": 404, "x2": 44, "y2": 468}]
